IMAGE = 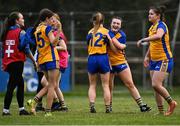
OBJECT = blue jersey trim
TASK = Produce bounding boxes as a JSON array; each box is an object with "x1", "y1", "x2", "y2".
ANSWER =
[
  {"x1": 45, "y1": 26, "x2": 52, "y2": 36},
  {"x1": 50, "y1": 44, "x2": 56, "y2": 61},
  {"x1": 118, "y1": 30, "x2": 126, "y2": 44},
  {"x1": 157, "y1": 21, "x2": 167, "y2": 33},
  {"x1": 108, "y1": 30, "x2": 115, "y2": 39},
  {"x1": 86, "y1": 33, "x2": 92, "y2": 45},
  {"x1": 109, "y1": 30, "x2": 126, "y2": 44},
  {"x1": 162, "y1": 35, "x2": 170, "y2": 59}
]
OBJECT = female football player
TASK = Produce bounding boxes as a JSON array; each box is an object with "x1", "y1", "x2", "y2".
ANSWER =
[
  {"x1": 87, "y1": 12, "x2": 125, "y2": 113},
  {"x1": 137, "y1": 6, "x2": 177, "y2": 116},
  {"x1": 108, "y1": 16, "x2": 151, "y2": 112}
]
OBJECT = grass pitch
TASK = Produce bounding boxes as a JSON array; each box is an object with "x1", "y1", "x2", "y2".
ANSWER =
[{"x1": 0, "y1": 85, "x2": 180, "y2": 125}]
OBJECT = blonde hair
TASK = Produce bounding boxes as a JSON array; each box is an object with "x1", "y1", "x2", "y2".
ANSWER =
[
  {"x1": 53, "y1": 13, "x2": 62, "y2": 31},
  {"x1": 54, "y1": 13, "x2": 60, "y2": 20},
  {"x1": 92, "y1": 12, "x2": 104, "y2": 35}
]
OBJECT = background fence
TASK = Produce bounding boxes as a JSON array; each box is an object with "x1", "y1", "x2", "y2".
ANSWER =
[
  {"x1": 67, "y1": 41, "x2": 180, "y2": 90},
  {"x1": 0, "y1": 10, "x2": 180, "y2": 91}
]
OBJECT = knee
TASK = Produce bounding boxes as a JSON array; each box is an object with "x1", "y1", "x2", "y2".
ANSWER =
[
  {"x1": 54, "y1": 84, "x2": 59, "y2": 90},
  {"x1": 151, "y1": 78, "x2": 160, "y2": 89},
  {"x1": 151, "y1": 82, "x2": 160, "y2": 90},
  {"x1": 41, "y1": 80, "x2": 48, "y2": 87},
  {"x1": 47, "y1": 83, "x2": 54, "y2": 89},
  {"x1": 152, "y1": 83, "x2": 157, "y2": 89},
  {"x1": 89, "y1": 84, "x2": 96, "y2": 90},
  {"x1": 102, "y1": 84, "x2": 110, "y2": 92},
  {"x1": 125, "y1": 81, "x2": 135, "y2": 89},
  {"x1": 109, "y1": 85, "x2": 113, "y2": 91},
  {"x1": 151, "y1": 83, "x2": 159, "y2": 91}
]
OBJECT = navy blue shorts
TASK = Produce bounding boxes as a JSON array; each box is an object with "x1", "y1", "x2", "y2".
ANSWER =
[
  {"x1": 111, "y1": 63, "x2": 128, "y2": 73},
  {"x1": 60, "y1": 67, "x2": 66, "y2": 73},
  {"x1": 149, "y1": 58, "x2": 173, "y2": 73},
  {"x1": 88, "y1": 54, "x2": 110, "y2": 74},
  {"x1": 39, "y1": 60, "x2": 59, "y2": 71}
]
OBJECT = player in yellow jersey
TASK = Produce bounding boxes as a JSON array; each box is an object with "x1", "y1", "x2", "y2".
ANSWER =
[
  {"x1": 137, "y1": 6, "x2": 177, "y2": 116},
  {"x1": 87, "y1": 12, "x2": 111, "y2": 113},
  {"x1": 87, "y1": 12, "x2": 125, "y2": 113},
  {"x1": 27, "y1": 8, "x2": 61, "y2": 117},
  {"x1": 108, "y1": 17, "x2": 151, "y2": 112},
  {"x1": 37, "y1": 13, "x2": 68, "y2": 112}
]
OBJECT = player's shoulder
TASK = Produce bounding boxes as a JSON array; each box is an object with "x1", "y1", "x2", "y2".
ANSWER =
[
  {"x1": 88, "y1": 28, "x2": 94, "y2": 34},
  {"x1": 100, "y1": 27, "x2": 109, "y2": 32},
  {"x1": 97, "y1": 27, "x2": 109, "y2": 35},
  {"x1": 119, "y1": 30, "x2": 126, "y2": 37}
]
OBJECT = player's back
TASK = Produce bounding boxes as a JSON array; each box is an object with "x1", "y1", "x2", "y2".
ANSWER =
[
  {"x1": 87, "y1": 26, "x2": 109, "y2": 55},
  {"x1": 34, "y1": 23, "x2": 59, "y2": 64}
]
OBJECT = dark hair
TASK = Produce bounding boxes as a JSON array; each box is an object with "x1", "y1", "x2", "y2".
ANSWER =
[
  {"x1": 32, "y1": 8, "x2": 54, "y2": 36},
  {"x1": 39, "y1": 8, "x2": 54, "y2": 22},
  {"x1": 111, "y1": 16, "x2": 122, "y2": 22},
  {"x1": 1, "y1": 11, "x2": 20, "y2": 41},
  {"x1": 91, "y1": 12, "x2": 104, "y2": 35},
  {"x1": 150, "y1": 5, "x2": 166, "y2": 21}
]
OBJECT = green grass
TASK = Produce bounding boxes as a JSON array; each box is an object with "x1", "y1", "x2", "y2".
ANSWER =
[{"x1": 0, "y1": 85, "x2": 180, "y2": 125}]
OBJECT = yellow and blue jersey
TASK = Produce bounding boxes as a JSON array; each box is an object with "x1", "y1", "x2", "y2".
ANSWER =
[
  {"x1": 86, "y1": 26, "x2": 109, "y2": 55},
  {"x1": 149, "y1": 21, "x2": 172, "y2": 61},
  {"x1": 34, "y1": 23, "x2": 59, "y2": 65},
  {"x1": 108, "y1": 30, "x2": 127, "y2": 66}
]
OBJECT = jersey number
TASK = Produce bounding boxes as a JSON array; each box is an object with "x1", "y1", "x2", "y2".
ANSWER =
[
  {"x1": 90, "y1": 33, "x2": 103, "y2": 47},
  {"x1": 37, "y1": 32, "x2": 45, "y2": 48}
]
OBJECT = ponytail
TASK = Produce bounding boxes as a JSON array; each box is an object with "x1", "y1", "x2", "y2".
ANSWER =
[
  {"x1": 92, "y1": 12, "x2": 104, "y2": 35},
  {"x1": 1, "y1": 11, "x2": 20, "y2": 41},
  {"x1": 159, "y1": 6, "x2": 166, "y2": 22},
  {"x1": 53, "y1": 13, "x2": 62, "y2": 32},
  {"x1": 32, "y1": 8, "x2": 54, "y2": 37}
]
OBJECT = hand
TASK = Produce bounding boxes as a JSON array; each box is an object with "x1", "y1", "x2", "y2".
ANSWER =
[
  {"x1": 56, "y1": 19, "x2": 62, "y2": 32},
  {"x1": 121, "y1": 43, "x2": 126, "y2": 49},
  {"x1": 137, "y1": 40, "x2": 143, "y2": 47},
  {"x1": 143, "y1": 56, "x2": 150, "y2": 68},
  {"x1": 106, "y1": 34, "x2": 111, "y2": 41}
]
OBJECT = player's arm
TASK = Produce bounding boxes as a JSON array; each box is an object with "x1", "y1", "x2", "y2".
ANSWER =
[
  {"x1": 137, "y1": 28, "x2": 165, "y2": 47},
  {"x1": 21, "y1": 39, "x2": 37, "y2": 71},
  {"x1": 19, "y1": 30, "x2": 37, "y2": 70},
  {"x1": 19, "y1": 30, "x2": 34, "y2": 58},
  {"x1": 112, "y1": 37, "x2": 126, "y2": 50},
  {"x1": 48, "y1": 19, "x2": 62, "y2": 46},
  {"x1": 143, "y1": 46, "x2": 150, "y2": 67},
  {"x1": 108, "y1": 31, "x2": 126, "y2": 50},
  {"x1": 86, "y1": 33, "x2": 92, "y2": 46},
  {"x1": 26, "y1": 51, "x2": 38, "y2": 71},
  {"x1": 56, "y1": 39, "x2": 67, "y2": 51},
  {"x1": 106, "y1": 34, "x2": 118, "y2": 52},
  {"x1": 48, "y1": 30, "x2": 60, "y2": 46}
]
